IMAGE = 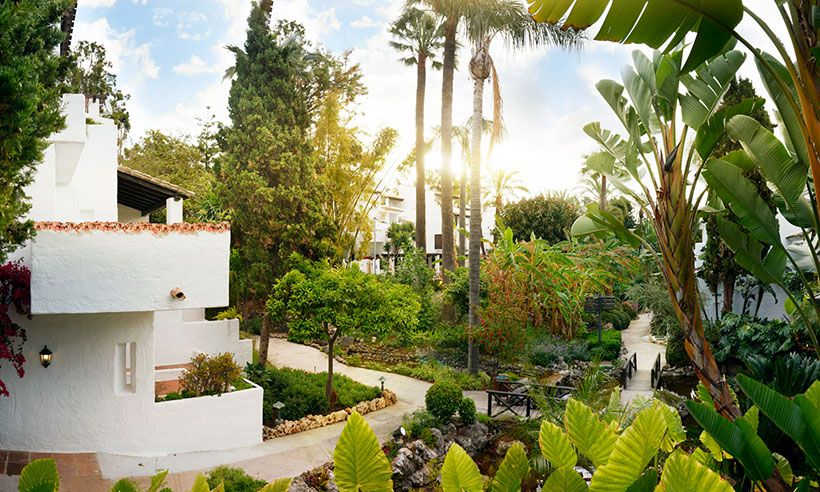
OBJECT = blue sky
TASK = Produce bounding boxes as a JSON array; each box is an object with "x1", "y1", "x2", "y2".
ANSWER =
[{"x1": 73, "y1": 0, "x2": 783, "y2": 196}]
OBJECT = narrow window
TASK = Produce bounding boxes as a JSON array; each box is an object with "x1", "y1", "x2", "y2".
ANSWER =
[{"x1": 115, "y1": 342, "x2": 136, "y2": 393}]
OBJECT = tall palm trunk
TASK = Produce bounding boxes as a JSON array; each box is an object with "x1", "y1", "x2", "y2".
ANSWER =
[
  {"x1": 657, "y1": 135, "x2": 740, "y2": 420},
  {"x1": 599, "y1": 175, "x2": 607, "y2": 211},
  {"x1": 415, "y1": 53, "x2": 427, "y2": 251},
  {"x1": 440, "y1": 16, "x2": 458, "y2": 321},
  {"x1": 467, "y1": 45, "x2": 491, "y2": 375},
  {"x1": 459, "y1": 162, "x2": 467, "y2": 266}
]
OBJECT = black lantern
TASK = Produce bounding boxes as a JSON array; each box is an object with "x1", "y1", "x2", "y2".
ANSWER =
[{"x1": 39, "y1": 346, "x2": 53, "y2": 368}]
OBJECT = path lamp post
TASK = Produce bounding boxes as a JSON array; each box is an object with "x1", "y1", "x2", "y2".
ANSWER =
[
  {"x1": 378, "y1": 376, "x2": 386, "y2": 392},
  {"x1": 272, "y1": 400, "x2": 285, "y2": 425}
]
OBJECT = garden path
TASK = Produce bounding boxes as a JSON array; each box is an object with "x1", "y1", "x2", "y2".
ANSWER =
[
  {"x1": 96, "y1": 337, "x2": 486, "y2": 490},
  {"x1": 619, "y1": 313, "x2": 665, "y2": 404}
]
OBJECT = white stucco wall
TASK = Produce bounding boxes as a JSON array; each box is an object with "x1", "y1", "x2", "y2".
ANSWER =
[
  {"x1": 29, "y1": 227, "x2": 230, "y2": 314},
  {"x1": 153, "y1": 310, "x2": 252, "y2": 368},
  {"x1": 0, "y1": 312, "x2": 262, "y2": 455}
]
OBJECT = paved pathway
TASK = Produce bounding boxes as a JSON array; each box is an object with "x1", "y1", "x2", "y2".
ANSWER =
[
  {"x1": 619, "y1": 313, "x2": 665, "y2": 404},
  {"x1": 95, "y1": 338, "x2": 485, "y2": 490}
]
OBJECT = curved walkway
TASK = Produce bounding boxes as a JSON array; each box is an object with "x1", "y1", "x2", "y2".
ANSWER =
[
  {"x1": 98, "y1": 338, "x2": 484, "y2": 490},
  {"x1": 620, "y1": 313, "x2": 665, "y2": 404}
]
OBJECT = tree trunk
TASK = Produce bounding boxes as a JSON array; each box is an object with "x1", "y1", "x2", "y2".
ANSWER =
[
  {"x1": 721, "y1": 274, "x2": 735, "y2": 315},
  {"x1": 326, "y1": 326, "x2": 339, "y2": 405},
  {"x1": 259, "y1": 310, "x2": 272, "y2": 366},
  {"x1": 657, "y1": 139, "x2": 740, "y2": 420},
  {"x1": 439, "y1": 16, "x2": 458, "y2": 323},
  {"x1": 467, "y1": 49, "x2": 490, "y2": 375},
  {"x1": 599, "y1": 175, "x2": 607, "y2": 211},
  {"x1": 415, "y1": 54, "x2": 427, "y2": 252},
  {"x1": 459, "y1": 161, "x2": 467, "y2": 266}
]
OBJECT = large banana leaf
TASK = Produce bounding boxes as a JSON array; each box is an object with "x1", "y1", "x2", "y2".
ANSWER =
[
  {"x1": 539, "y1": 420, "x2": 577, "y2": 469},
  {"x1": 657, "y1": 452, "x2": 734, "y2": 492},
  {"x1": 542, "y1": 466, "x2": 587, "y2": 492},
  {"x1": 736, "y1": 374, "x2": 820, "y2": 471},
  {"x1": 588, "y1": 405, "x2": 668, "y2": 492},
  {"x1": 259, "y1": 479, "x2": 293, "y2": 492},
  {"x1": 679, "y1": 50, "x2": 745, "y2": 130},
  {"x1": 702, "y1": 158, "x2": 781, "y2": 245},
  {"x1": 695, "y1": 98, "x2": 764, "y2": 159},
  {"x1": 563, "y1": 398, "x2": 617, "y2": 467},
  {"x1": 571, "y1": 207, "x2": 643, "y2": 248},
  {"x1": 333, "y1": 412, "x2": 393, "y2": 492},
  {"x1": 526, "y1": 0, "x2": 744, "y2": 71},
  {"x1": 441, "y1": 443, "x2": 484, "y2": 492},
  {"x1": 490, "y1": 442, "x2": 530, "y2": 492},
  {"x1": 727, "y1": 115, "x2": 807, "y2": 210},
  {"x1": 714, "y1": 217, "x2": 786, "y2": 285},
  {"x1": 686, "y1": 401, "x2": 774, "y2": 480}
]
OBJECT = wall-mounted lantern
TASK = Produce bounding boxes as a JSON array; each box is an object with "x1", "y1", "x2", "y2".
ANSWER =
[{"x1": 39, "y1": 346, "x2": 53, "y2": 368}]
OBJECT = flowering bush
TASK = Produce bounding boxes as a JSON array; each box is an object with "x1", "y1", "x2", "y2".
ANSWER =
[{"x1": 0, "y1": 260, "x2": 31, "y2": 397}]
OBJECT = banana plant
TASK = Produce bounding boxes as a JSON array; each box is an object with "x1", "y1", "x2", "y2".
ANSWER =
[
  {"x1": 687, "y1": 378, "x2": 820, "y2": 490},
  {"x1": 569, "y1": 46, "x2": 749, "y2": 420},
  {"x1": 526, "y1": 2, "x2": 820, "y2": 232}
]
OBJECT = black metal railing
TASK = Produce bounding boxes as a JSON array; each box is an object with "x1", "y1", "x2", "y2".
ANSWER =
[
  {"x1": 486, "y1": 381, "x2": 573, "y2": 419},
  {"x1": 650, "y1": 353, "x2": 662, "y2": 389},
  {"x1": 623, "y1": 352, "x2": 637, "y2": 389}
]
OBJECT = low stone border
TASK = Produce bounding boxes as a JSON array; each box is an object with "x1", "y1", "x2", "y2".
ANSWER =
[{"x1": 262, "y1": 389, "x2": 398, "y2": 439}]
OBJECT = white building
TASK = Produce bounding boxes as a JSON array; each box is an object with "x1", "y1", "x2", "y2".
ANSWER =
[
  {"x1": 365, "y1": 182, "x2": 496, "y2": 272},
  {"x1": 0, "y1": 95, "x2": 260, "y2": 456}
]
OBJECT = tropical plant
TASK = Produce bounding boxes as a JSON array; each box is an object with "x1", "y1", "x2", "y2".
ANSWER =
[
  {"x1": 425, "y1": 380, "x2": 463, "y2": 422},
  {"x1": 526, "y1": 2, "x2": 820, "y2": 236},
  {"x1": 0, "y1": 0, "x2": 67, "y2": 263},
  {"x1": 383, "y1": 222, "x2": 415, "y2": 263},
  {"x1": 569, "y1": 46, "x2": 750, "y2": 419},
  {"x1": 179, "y1": 353, "x2": 242, "y2": 397},
  {"x1": 687, "y1": 377, "x2": 820, "y2": 490},
  {"x1": 390, "y1": 7, "x2": 444, "y2": 252},
  {"x1": 463, "y1": 0, "x2": 583, "y2": 374},
  {"x1": 483, "y1": 167, "x2": 528, "y2": 214}
]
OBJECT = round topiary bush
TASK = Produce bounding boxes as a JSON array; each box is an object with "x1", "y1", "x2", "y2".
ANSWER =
[
  {"x1": 425, "y1": 381, "x2": 462, "y2": 422},
  {"x1": 458, "y1": 397, "x2": 476, "y2": 425}
]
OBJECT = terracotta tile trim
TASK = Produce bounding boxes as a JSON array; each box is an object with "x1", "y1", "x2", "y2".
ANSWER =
[{"x1": 35, "y1": 221, "x2": 230, "y2": 235}]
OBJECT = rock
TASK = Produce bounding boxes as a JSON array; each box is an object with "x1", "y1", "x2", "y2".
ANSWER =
[
  {"x1": 413, "y1": 441, "x2": 437, "y2": 462},
  {"x1": 288, "y1": 478, "x2": 315, "y2": 492},
  {"x1": 392, "y1": 448, "x2": 417, "y2": 476},
  {"x1": 409, "y1": 468, "x2": 430, "y2": 487},
  {"x1": 338, "y1": 336, "x2": 355, "y2": 348},
  {"x1": 428, "y1": 428, "x2": 446, "y2": 453}
]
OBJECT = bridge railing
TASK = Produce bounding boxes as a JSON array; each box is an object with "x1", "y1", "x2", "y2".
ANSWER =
[
  {"x1": 650, "y1": 353, "x2": 663, "y2": 389},
  {"x1": 622, "y1": 352, "x2": 637, "y2": 389}
]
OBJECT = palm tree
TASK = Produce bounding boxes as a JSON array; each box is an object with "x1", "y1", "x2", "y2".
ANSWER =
[
  {"x1": 483, "y1": 167, "x2": 528, "y2": 213},
  {"x1": 390, "y1": 8, "x2": 444, "y2": 253},
  {"x1": 463, "y1": 0, "x2": 582, "y2": 373},
  {"x1": 450, "y1": 118, "x2": 492, "y2": 263}
]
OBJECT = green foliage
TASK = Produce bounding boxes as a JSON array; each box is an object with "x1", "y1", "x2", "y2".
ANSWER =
[
  {"x1": 245, "y1": 363, "x2": 379, "y2": 423},
  {"x1": 458, "y1": 397, "x2": 476, "y2": 425},
  {"x1": 445, "y1": 267, "x2": 487, "y2": 321},
  {"x1": 179, "y1": 353, "x2": 242, "y2": 397},
  {"x1": 489, "y1": 442, "x2": 529, "y2": 492},
  {"x1": 0, "y1": 0, "x2": 67, "y2": 261},
  {"x1": 393, "y1": 247, "x2": 439, "y2": 333},
  {"x1": 205, "y1": 467, "x2": 266, "y2": 492},
  {"x1": 219, "y1": 10, "x2": 336, "y2": 306},
  {"x1": 350, "y1": 358, "x2": 488, "y2": 391},
  {"x1": 497, "y1": 193, "x2": 580, "y2": 244},
  {"x1": 626, "y1": 278, "x2": 677, "y2": 338},
  {"x1": 528, "y1": 337, "x2": 590, "y2": 367},
  {"x1": 402, "y1": 410, "x2": 439, "y2": 440},
  {"x1": 440, "y1": 443, "x2": 483, "y2": 492},
  {"x1": 333, "y1": 412, "x2": 393, "y2": 492},
  {"x1": 664, "y1": 329, "x2": 690, "y2": 368},
  {"x1": 585, "y1": 329, "x2": 621, "y2": 361},
  {"x1": 384, "y1": 222, "x2": 415, "y2": 258},
  {"x1": 63, "y1": 41, "x2": 130, "y2": 147},
  {"x1": 743, "y1": 352, "x2": 820, "y2": 397},
  {"x1": 425, "y1": 381, "x2": 462, "y2": 422},
  {"x1": 17, "y1": 458, "x2": 59, "y2": 492},
  {"x1": 709, "y1": 313, "x2": 796, "y2": 365}
]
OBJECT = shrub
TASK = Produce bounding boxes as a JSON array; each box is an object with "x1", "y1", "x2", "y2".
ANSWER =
[
  {"x1": 710, "y1": 313, "x2": 795, "y2": 365},
  {"x1": 206, "y1": 466, "x2": 265, "y2": 492},
  {"x1": 626, "y1": 278, "x2": 678, "y2": 337},
  {"x1": 245, "y1": 363, "x2": 380, "y2": 424},
  {"x1": 180, "y1": 353, "x2": 242, "y2": 397},
  {"x1": 498, "y1": 193, "x2": 580, "y2": 244},
  {"x1": 402, "y1": 410, "x2": 438, "y2": 439},
  {"x1": 665, "y1": 329, "x2": 689, "y2": 367},
  {"x1": 529, "y1": 337, "x2": 591, "y2": 367},
  {"x1": 585, "y1": 329, "x2": 621, "y2": 361},
  {"x1": 458, "y1": 397, "x2": 476, "y2": 425},
  {"x1": 425, "y1": 381, "x2": 462, "y2": 422}
]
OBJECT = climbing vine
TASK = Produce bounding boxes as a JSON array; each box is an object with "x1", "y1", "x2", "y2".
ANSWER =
[{"x1": 0, "y1": 260, "x2": 31, "y2": 397}]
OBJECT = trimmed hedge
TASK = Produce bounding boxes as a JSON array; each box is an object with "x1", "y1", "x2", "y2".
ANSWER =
[
  {"x1": 586, "y1": 329, "x2": 622, "y2": 361},
  {"x1": 245, "y1": 363, "x2": 380, "y2": 424}
]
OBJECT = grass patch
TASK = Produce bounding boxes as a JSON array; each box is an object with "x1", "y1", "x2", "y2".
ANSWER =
[{"x1": 344, "y1": 356, "x2": 490, "y2": 391}]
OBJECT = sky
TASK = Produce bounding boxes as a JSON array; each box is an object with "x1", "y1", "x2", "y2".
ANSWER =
[{"x1": 73, "y1": 0, "x2": 786, "y2": 199}]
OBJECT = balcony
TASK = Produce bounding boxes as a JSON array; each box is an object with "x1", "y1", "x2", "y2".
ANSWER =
[{"x1": 29, "y1": 222, "x2": 230, "y2": 314}]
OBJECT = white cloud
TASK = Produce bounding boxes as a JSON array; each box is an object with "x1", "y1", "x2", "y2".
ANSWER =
[
  {"x1": 153, "y1": 7, "x2": 172, "y2": 27},
  {"x1": 173, "y1": 55, "x2": 219, "y2": 76},
  {"x1": 82, "y1": 0, "x2": 116, "y2": 8},
  {"x1": 351, "y1": 15, "x2": 379, "y2": 29},
  {"x1": 177, "y1": 11, "x2": 210, "y2": 41}
]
